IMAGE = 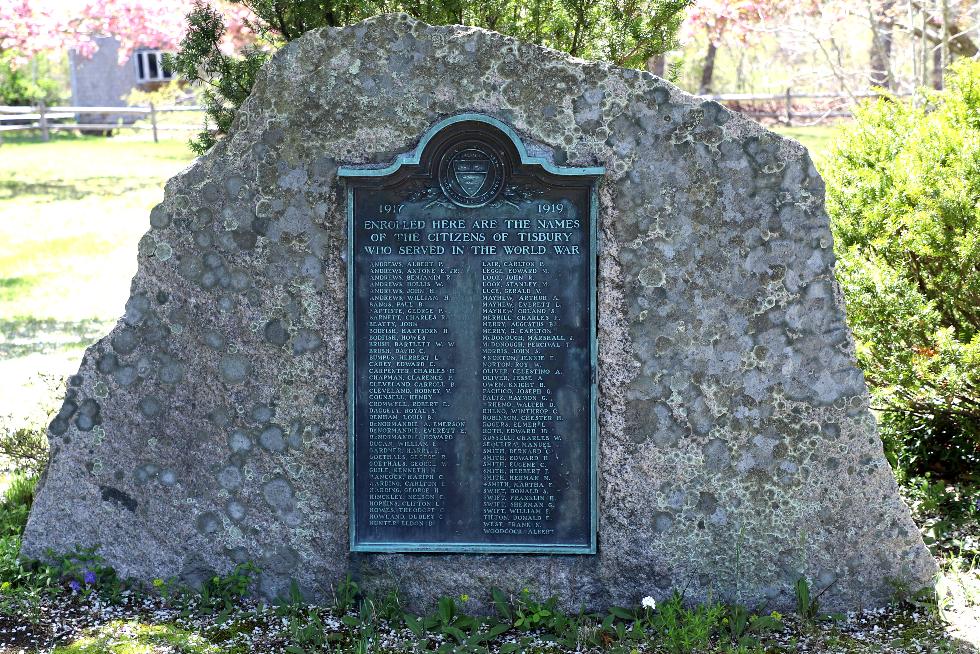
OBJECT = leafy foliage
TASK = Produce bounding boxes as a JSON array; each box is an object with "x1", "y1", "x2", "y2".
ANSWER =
[
  {"x1": 169, "y1": 3, "x2": 269, "y2": 154},
  {"x1": 651, "y1": 591, "x2": 725, "y2": 653},
  {"x1": 0, "y1": 51, "x2": 67, "y2": 105},
  {"x1": 0, "y1": 420, "x2": 49, "y2": 479},
  {"x1": 903, "y1": 475, "x2": 980, "y2": 560},
  {"x1": 721, "y1": 602, "x2": 784, "y2": 648},
  {"x1": 826, "y1": 59, "x2": 980, "y2": 481},
  {"x1": 198, "y1": 562, "x2": 258, "y2": 612},
  {"x1": 0, "y1": 473, "x2": 35, "y2": 541},
  {"x1": 169, "y1": 0, "x2": 691, "y2": 154},
  {"x1": 124, "y1": 79, "x2": 188, "y2": 107},
  {"x1": 332, "y1": 573, "x2": 360, "y2": 614}
]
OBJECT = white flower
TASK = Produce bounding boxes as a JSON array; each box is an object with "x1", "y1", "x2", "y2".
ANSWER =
[{"x1": 641, "y1": 596, "x2": 657, "y2": 610}]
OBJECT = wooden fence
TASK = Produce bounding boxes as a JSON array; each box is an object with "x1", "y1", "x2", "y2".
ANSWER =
[
  {"x1": 0, "y1": 90, "x2": 912, "y2": 141},
  {"x1": 703, "y1": 90, "x2": 912, "y2": 125},
  {"x1": 0, "y1": 103, "x2": 203, "y2": 142}
]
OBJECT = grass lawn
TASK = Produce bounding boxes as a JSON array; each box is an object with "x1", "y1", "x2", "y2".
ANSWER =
[
  {"x1": 770, "y1": 124, "x2": 843, "y2": 170},
  {"x1": 0, "y1": 134, "x2": 195, "y2": 427}
]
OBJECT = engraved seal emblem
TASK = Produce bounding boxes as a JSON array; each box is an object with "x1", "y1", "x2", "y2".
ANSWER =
[{"x1": 438, "y1": 141, "x2": 505, "y2": 207}]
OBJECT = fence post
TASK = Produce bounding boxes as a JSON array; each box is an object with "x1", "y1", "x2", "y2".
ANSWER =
[
  {"x1": 149, "y1": 102, "x2": 159, "y2": 143},
  {"x1": 784, "y1": 88, "x2": 792, "y2": 127},
  {"x1": 39, "y1": 102, "x2": 49, "y2": 142}
]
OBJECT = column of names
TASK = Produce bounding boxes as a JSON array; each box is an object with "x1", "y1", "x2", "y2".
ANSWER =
[
  {"x1": 364, "y1": 259, "x2": 459, "y2": 529},
  {"x1": 480, "y1": 259, "x2": 561, "y2": 537}
]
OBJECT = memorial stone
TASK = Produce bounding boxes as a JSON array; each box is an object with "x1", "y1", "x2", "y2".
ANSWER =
[{"x1": 23, "y1": 14, "x2": 935, "y2": 610}]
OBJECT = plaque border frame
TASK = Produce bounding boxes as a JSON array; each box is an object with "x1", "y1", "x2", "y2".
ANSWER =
[{"x1": 339, "y1": 113, "x2": 603, "y2": 554}]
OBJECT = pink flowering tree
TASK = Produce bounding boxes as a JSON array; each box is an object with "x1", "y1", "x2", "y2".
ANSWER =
[
  {"x1": 0, "y1": 0, "x2": 85, "y2": 64},
  {"x1": 78, "y1": 0, "x2": 256, "y2": 62},
  {"x1": 0, "y1": 0, "x2": 253, "y2": 67}
]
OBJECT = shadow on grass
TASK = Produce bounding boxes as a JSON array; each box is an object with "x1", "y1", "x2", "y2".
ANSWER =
[
  {"x1": 0, "y1": 317, "x2": 112, "y2": 358},
  {"x1": 0, "y1": 177, "x2": 163, "y2": 202}
]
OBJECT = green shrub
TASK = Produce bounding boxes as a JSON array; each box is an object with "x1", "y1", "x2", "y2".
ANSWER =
[
  {"x1": 0, "y1": 473, "x2": 37, "y2": 538},
  {"x1": 903, "y1": 475, "x2": 980, "y2": 559},
  {"x1": 0, "y1": 51, "x2": 68, "y2": 106},
  {"x1": 0, "y1": 420, "x2": 48, "y2": 479},
  {"x1": 826, "y1": 59, "x2": 980, "y2": 481}
]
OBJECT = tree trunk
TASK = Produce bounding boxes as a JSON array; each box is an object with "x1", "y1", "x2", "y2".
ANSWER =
[
  {"x1": 699, "y1": 41, "x2": 717, "y2": 95},
  {"x1": 932, "y1": 43, "x2": 943, "y2": 89},
  {"x1": 870, "y1": 0, "x2": 895, "y2": 88}
]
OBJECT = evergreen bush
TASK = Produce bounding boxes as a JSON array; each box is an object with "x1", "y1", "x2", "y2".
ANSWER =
[{"x1": 826, "y1": 60, "x2": 980, "y2": 480}]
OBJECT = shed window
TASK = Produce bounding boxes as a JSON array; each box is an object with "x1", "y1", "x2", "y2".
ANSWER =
[{"x1": 134, "y1": 50, "x2": 173, "y2": 83}]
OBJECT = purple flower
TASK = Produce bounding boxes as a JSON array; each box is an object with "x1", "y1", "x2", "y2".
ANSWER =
[
  {"x1": 69, "y1": 579, "x2": 81, "y2": 592},
  {"x1": 83, "y1": 570, "x2": 96, "y2": 585}
]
